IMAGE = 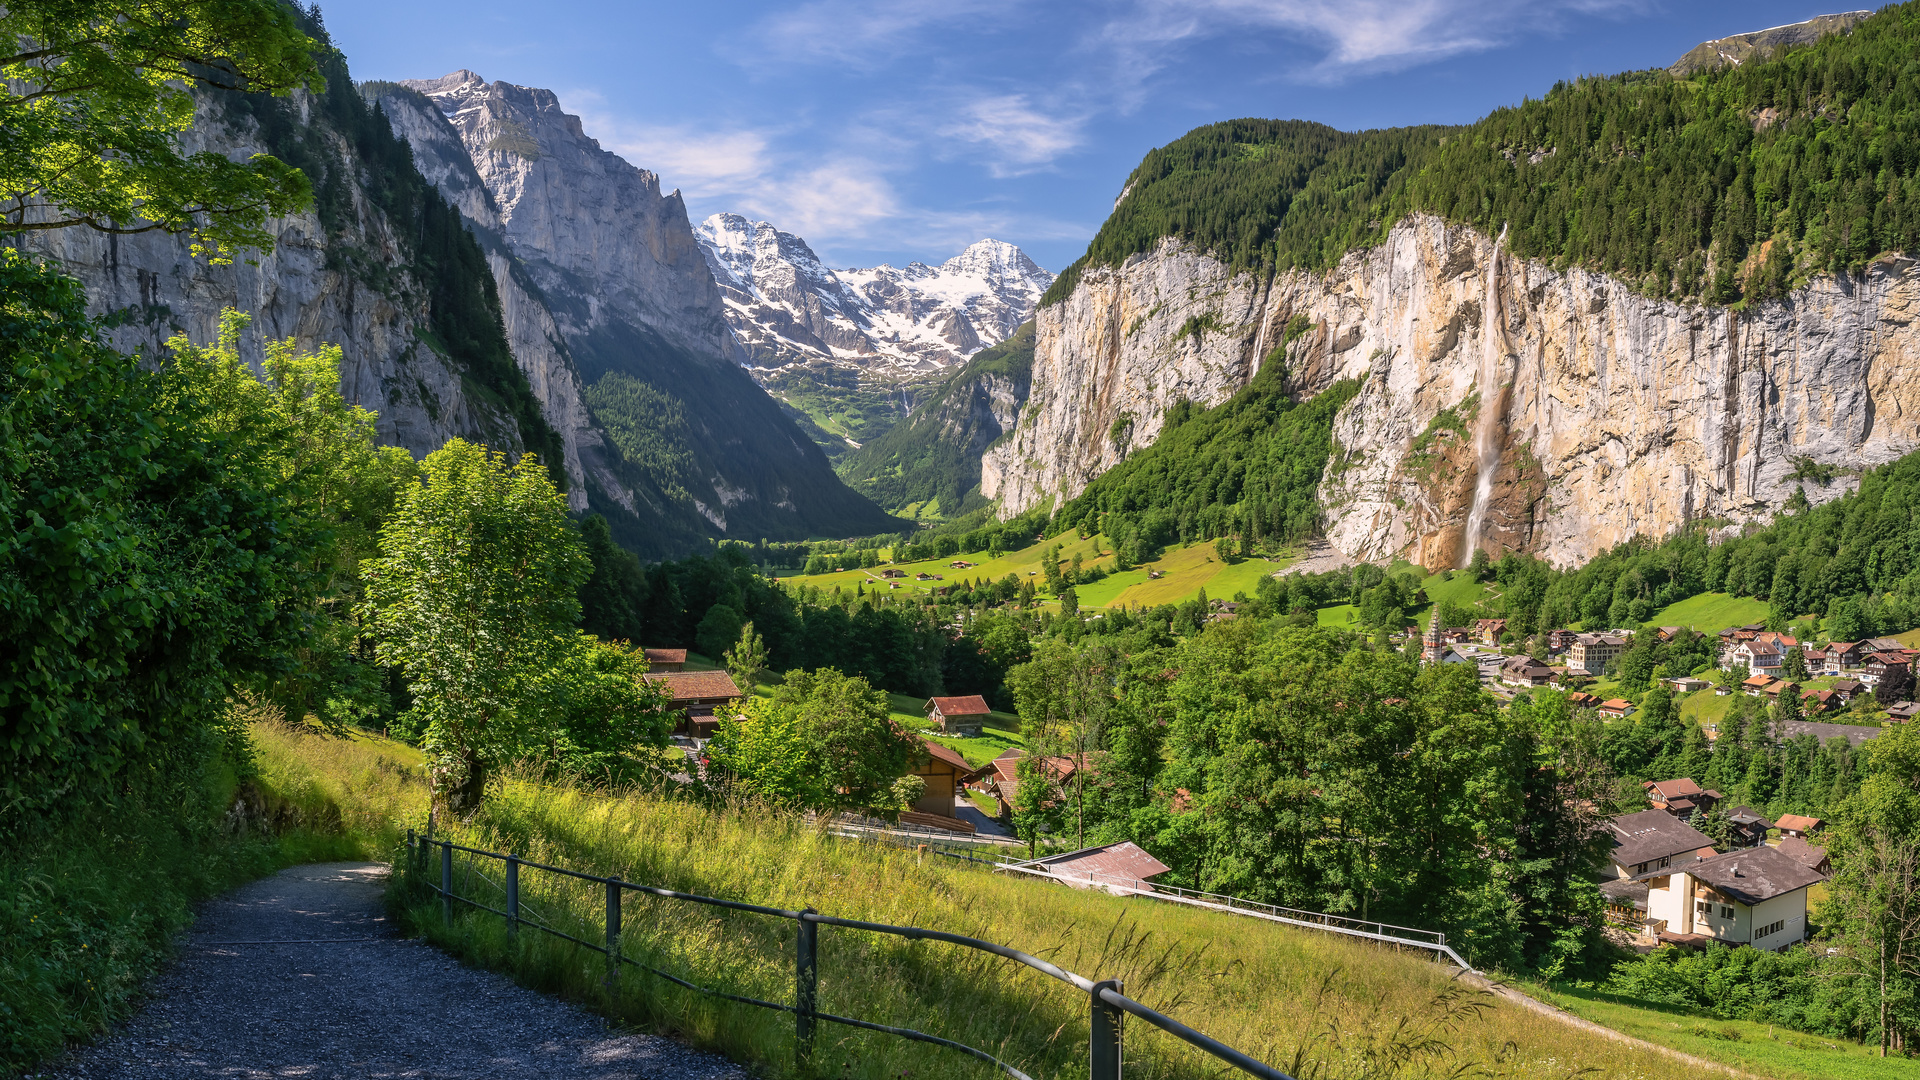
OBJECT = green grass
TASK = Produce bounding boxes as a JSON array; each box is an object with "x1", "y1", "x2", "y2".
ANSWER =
[
  {"x1": 1647, "y1": 593, "x2": 1771, "y2": 635},
  {"x1": 352, "y1": 764, "x2": 1675, "y2": 1080},
  {"x1": 1524, "y1": 981, "x2": 1918, "y2": 1080},
  {"x1": 1678, "y1": 687, "x2": 1738, "y2": 731},
  {"x1": 886, "y1": 693, "x2": 1026, "y2": 767},
  {"x1": 781, "y1": 536, "x2": 1286, "y2": 612}
]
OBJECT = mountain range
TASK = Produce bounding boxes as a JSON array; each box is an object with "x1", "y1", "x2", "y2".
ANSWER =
[{"x1": 691, "y1": 214, "x2": 1049, "y2": 459}]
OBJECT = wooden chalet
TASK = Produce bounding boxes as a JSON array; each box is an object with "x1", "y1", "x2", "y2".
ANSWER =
[
  {"x1": 1725, "y1": 805, "x2": 1773, "y2": 848},
  {"x1": 1775, "y1": 814, "x2": 1824, "y2": 839},
  {"x1": 1598, "y1": 698, "x2": 1636, "y2": 719},
  {"x1": 904, "y1": 738, "x2": 988, "y2": 825},
  {"x1": 642, "y1": 670, "x2": 742, "y2": 737},
  {"x1": 925, "y1": 694, "x2": 994, "y2": 737},
  {"x1": 1644, "y1": 778, "x2": 1718, "y2": 820}
]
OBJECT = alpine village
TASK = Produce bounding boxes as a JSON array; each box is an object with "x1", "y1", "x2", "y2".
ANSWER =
[{"x1": 10, "y1": 4, "x2": 1920, "y2": 1080}]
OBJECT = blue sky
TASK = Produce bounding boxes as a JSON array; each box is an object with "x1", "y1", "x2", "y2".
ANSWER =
[{"x1": 314, "y1": 1, "x2": 1860, "y2": 272}]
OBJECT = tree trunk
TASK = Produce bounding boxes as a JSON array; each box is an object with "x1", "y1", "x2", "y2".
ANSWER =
[{"x1": 434, "y1": 748, "x2": 489, "y2": 819}]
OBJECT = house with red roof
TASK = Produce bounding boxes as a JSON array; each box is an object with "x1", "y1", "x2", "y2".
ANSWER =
[{"x1": 925, "y1": 694, "x2": 994, "y2": 737}]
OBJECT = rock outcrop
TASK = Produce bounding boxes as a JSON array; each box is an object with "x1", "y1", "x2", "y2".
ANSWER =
[{"x1": 987, "y1": 214, "x2": 1920, "y2": 568}]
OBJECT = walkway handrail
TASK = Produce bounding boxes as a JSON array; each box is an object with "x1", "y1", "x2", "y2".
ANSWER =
[{"x1": 407, "y1": 828, "x2": 1298, "y2": 1080}]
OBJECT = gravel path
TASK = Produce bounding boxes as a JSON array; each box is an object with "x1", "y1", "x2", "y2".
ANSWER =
[{"x1": 37, "y1": 862, "x2": 745, "y2": 1080}]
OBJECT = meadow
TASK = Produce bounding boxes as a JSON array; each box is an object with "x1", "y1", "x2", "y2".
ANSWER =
[{"x1": 1646, "y1": 593, "x2": 1772, "y2": 634}]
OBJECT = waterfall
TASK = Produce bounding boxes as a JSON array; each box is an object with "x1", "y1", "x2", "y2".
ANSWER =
[{"x1": 1460, "y1": 225, "x2": 1510, "y2": 567}]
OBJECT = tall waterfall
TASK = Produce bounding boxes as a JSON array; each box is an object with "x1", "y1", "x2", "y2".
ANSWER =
[{"x1": 1460, "y1": 225, "x2": 1510, "y2": 567}]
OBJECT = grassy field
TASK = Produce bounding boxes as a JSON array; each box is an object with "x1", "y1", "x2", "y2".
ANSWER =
[
  {"x1": 779, "y1": 535, "x2": 1289, "y2": 611},
  {"x1": 349, "y1": 764, "x2": 1676, "y2": 1080},
  {"x1": 1524, "y1": 981, "x2": 1916, "y2": 1080},
  {"x1": 885, "y1": 692, "x2": 1026, "y2": 767},
  {"x1": 1647, "y1": 593, "x2": 1771, "y2": 634}
]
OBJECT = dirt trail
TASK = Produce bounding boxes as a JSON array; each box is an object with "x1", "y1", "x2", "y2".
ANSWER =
[{"x1": 38, "y1": 862, "x2": 744, "y2": 1080}]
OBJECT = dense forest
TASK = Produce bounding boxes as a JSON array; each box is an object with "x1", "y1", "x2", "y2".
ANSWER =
[
  {"x1": 1046, "y1": 3, "x2": 1920, "y2": 308},
  {"x1": 838, "y1": 321, "x2": 1036, "y2": 516}
]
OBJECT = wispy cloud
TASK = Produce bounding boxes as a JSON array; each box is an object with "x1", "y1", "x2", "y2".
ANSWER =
[
  {"x1": 751, "y1": 0, "x2": 1020, "y2": 69},
  {"x1": 938, "y1": 94, "x2": 1086, "y2": 177}
]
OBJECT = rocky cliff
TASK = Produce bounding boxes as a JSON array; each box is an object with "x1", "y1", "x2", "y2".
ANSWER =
[
  {"x1": 377, "y1": 72, "x2": 899, "y2": 549},
  {"x1": 986, "y1": 214, "x2": 1920, "y2": 568}
]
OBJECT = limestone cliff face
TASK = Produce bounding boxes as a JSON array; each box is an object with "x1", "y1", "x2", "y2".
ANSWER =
[
  {"x1": 397, "y1": 71, "x2": 741, "y2": 369},
  {"x1": 22, "y1": 94, "x2": 519, "y2": 461},
  {"x1": 987, "y1": 214, "x2": 1920, "y2": 568}
]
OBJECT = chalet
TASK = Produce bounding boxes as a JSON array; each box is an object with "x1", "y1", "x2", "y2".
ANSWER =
[
  {"x1": 1608, "y1": 809, "x2": 1715, "y2": 879},
  {"x1": 1725, "y1": 806, "x2": 1773, "y2": 848},
  {"x1": 1762, "y1": 680, "x2": 1801, "y2": 703},
  {"x1": 1473, "y1": 618, "x2": 1509, "y2": 645},
  {"x1": 1024, "y1": 841, "x2": 1172, "y2": 894},
  {"x1": 1825, "y1": 641, "x2": 1865, "y2": 671},
  {"x1": 925, "y1": 694, "x2": 994, "y2": 738},
  {"x1": 949, "y1": 560, "x2": 976, "y2": 569},
  {"x1": 1831, "y1": 677, "x2": 1867, "y2": 702},
  {"x1": 1890, "y1": 701, "x2": 1920, "y2": 722},
  {"x1": 1654, "y1": 626, "x2": 1685, "y2": 642},
  {"x1": 1598, "y1": 698, "x2": 1636, "y2": 719},
  {"x1": 914, "y1": 572, "x2": 944, "y2": 581},
  {"x1": 903, "y1": 738, "x2": 987, "y2": 827},
  {"x1": 1499, "y1": 656, "x2": 1555, "y2": 688},
  {"x1": 1599, "y1": 877, "x2": 1654, "y2": 931},
  {"x1": 642, "y1": 670, "x2": 743, "y2": 737},
  {"x1": 1741, "y1": 674, "x2": 1777, "y2": 697},
  {"x1": 1445, "y1": 627, "x2": 1473, "y2": 644},
  {"x1": 1668, "y1": 675, "x2": 1711, "y2": 692},
  {"x1": 1866, "y1": 636, "x2": 1910, "y2": 652},
  {"x1": 1802, "y1": 688, "x2": 1841, "y2": 715},
  {"x1": 642, "y1": 648, "x2": 687, "y2": 672},
  {"x1": 981, "y1": 750, "x2": 1080, "y2": 821},
  {"x1": 1635, "y1": 845, "x2": 1824, "y2": 950},
  {"x1": 1569, "y1": 633, "x2": 1628, "y2": 676},
  {"x1": 880, "y1": 568, "x2": 907, "y2": 579},
  {"x1": 1775, "y1": 814, "x2": 1824, "y2": 839},
  {"x1": 1775, "y1": 835, "x2": 1831, "y2": 875},
  {"x1": 1644, "y1": 779, "x2": 1718, "y2": 819},
  {"x1": 1546, "y1": 629, "x2": 1577, "y2": 653},
  {"x1": 1566, "y1": 691, "x2": 1602, "y2": 709}
]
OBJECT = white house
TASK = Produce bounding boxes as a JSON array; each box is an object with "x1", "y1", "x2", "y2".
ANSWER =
[{"x1": 1638, "y1": 846, "x2": 1825, "y2": 950}]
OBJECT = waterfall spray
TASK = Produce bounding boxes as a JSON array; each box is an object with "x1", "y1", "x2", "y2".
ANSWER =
[{"x1": 1460, "y1": 225, "x2": 1510, "y2": 568}]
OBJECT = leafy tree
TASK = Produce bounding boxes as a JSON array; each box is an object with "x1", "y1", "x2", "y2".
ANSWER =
[
  {"x1": 1009, "y1": 638, "x2": 1118, "y2": 846},
  {"x1": 2, "y1": 0, "x2": 321, "y2": 259},
  {"x1": 1824, "y1": 722, "x2": 1920, "y2": 1054},
  {"x1": 577, "y1": 514, "x2": 647, "y2": 642},
  {"x1": 529, "y1": 635, "x2": 673, "y2": 782},
  {"x1": 360, "y1": 440, "x2": 589, "y2": 814},
  {"x1": 695, "y1": 603, "x2": 745, "y2": 660},
  {"x1": 724, "y1": 621, "x2": 767, "y2": 694},
  {"x1": 707, "y1": 697, "x2": 818, "y2": 807},
  {"x1": 708, "y1": 667, "x2": 923, "y2": 814},
  {"x1": 1011, "y1": 752, "x2": 1062, "y2": 857},
  {"x1": 1784, "y1": 646, "x2": 1809, "y2": 683},
  {"x1": 0, "y1": 253, "x2": 321, "y2": 823}
]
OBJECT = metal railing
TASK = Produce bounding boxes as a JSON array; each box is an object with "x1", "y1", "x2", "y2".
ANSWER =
[
  {"x1": 992, "y1": 860, "x2": 1475, "y2": 972},
  {"x1": 406, "y1": 828, "x2": 1296, "y2": 1080}
]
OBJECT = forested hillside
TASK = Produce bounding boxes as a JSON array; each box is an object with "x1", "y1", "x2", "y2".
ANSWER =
[
  {"x1": 1046, "y1": 3, "x2": 1920, "y2": 307},
  {"x1": 838, "y1": 321, "x2": 1034, "y2": 516}
]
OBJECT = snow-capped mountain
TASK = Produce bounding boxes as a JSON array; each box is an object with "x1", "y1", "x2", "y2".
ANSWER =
[{"x1": 694, "y1": 213, "x2": 1053, "y2": 373}]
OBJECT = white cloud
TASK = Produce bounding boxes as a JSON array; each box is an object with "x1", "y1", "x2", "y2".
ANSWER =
[
  {"x1": 938, "y1": 94, "x2": 1086, "y2": 177},
  {"x1": 750, "y1": 0, "x2": 1019, "y2": 69},
  {"x1": 1108, "y1": 0, "x2": 1643, "y2": 81}
]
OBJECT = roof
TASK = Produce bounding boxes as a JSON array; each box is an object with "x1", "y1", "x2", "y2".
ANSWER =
[
  {"x1": 1598, "y1": 878, "x2": 1650, "y2": 907},
  {"x1": 642, "y1": 670, "x2": 742, "y2": 702},
  {"x1": 1776, "y1": 813, "x2": 1823, "y2": 832},
  {"x1": 1668, "y1": 845, "x2": 1826, "y2": 905},
  {"x1": 927, "y1": 695, "x2": 991, "y2": 717},
  {"x1": 1610, "y1": 809, "x2": 1715, "y2": 868},
  {"x1": 919, "y1": 738, "x2": 975, "y2": 775},
  {"x1": 1776, "y1": 835, "x2": 1829, "y2": 869},
  {"x1": 1776, "y1": 719, "x2": 1885, "y2": 748},
  {"x1": 1742, "y1": 674, "x2": 1776, "y2": 688},
  {"x1": 642, "y1": 648, "x2": 688, "y2": 665},
  {"x1": 1646, "y1": 778, "x2": 1704, "y2": 800},
  {"x1": 1599, "y1": 698, "x2": 1634, "y2": 711},
  {"x1": 1032, "y1": 842, "x2": 1172, "y2": 889},
  {"x1": 1726, "y1": 805, "x2": 1773, "y2": 827}
]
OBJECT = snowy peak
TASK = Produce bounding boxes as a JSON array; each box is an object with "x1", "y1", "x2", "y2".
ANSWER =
[{"x1": 693, "y1": 212, "x2": 1052, "y2": 373}]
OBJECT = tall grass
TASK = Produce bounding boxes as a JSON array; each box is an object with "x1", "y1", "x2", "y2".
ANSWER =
[
  {"x1": 390, "y1": 777, "x2": 1671, "y2": 1080},
  {"x1": 0, "y1": 719, "x2": 413, "y2": 1074}
]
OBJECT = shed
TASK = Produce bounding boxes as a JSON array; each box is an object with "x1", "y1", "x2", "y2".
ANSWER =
[
  {"x1": 642, "y1": 648, "x2": 688, "y2": 672},
  {"x1": 925, "y1": 694, "x2": 994, "y2": 737},
  {"x1": 907, "y1": 738, "x2": 985, "y2": 820},
  {"x1": 1026, "y1": 842, "x2": 1172, "y2": 893}
]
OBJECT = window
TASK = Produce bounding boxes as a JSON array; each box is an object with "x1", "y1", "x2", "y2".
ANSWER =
[
  {"x1": 1757, "y1": 920, "x2": 1786, "y2": 938},
  {"x1": 1695, "y1": 900, "x2": 1711, "y2": 916},
  {"x1": 1721, "y1": 905, "x2": 1734, "y2": 919}
]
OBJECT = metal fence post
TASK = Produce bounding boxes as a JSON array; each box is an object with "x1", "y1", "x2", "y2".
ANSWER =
[
  {"x1": 505, "y1": 855, "x2": 520, "y2": 939},
  {"x1": 1089, "y1": 979, "x2": 1123, "y2": 1080},
  {"x1": 440, "y1": 841, "x2": 453, "y2": 925},
  {"x1": 604, "y1": 879, "x2": 622, "y2": 993},
  {"x1": 795, "y1": 908, "x2": 818, "y2": 1064}
]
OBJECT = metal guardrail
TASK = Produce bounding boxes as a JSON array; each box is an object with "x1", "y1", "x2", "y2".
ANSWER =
[
  {"x1": 992, "y1": 860, "x2": 1476, "y2": 972},
  {"x1": 406, "y1": 828, "x2": 1297, "y2": 1080}
]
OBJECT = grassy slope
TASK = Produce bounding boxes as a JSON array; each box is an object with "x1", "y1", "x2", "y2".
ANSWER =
[
  {"x1": 346, "y1": 765, "x2": 1673, "y2": 1080},
  {"x1": 1524, "y1": 981, "x2": 1919, "y2": 1080},
  {"x1": 1648, "y1": 593, "x2": 1772, "y2": 634},
  {"x1": 780, "y1": 536, "x2": 1290, "y2": 611}
]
